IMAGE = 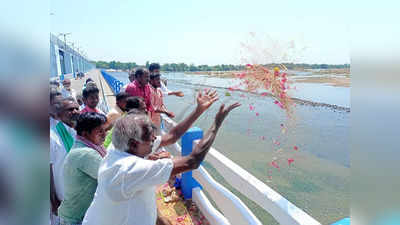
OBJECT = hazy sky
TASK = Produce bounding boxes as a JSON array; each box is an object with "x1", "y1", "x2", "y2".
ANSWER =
[{"x1": 51, "y1": 0, "x2": 351, "y2": 65}]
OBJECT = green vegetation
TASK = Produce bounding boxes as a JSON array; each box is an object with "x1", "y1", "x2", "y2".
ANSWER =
[
  {"x1": 93, "y1": 61, "x2": 350, "y2": 71},
  {"x1": 94, "y1": 61, "x2": 137, "y2": 70}
]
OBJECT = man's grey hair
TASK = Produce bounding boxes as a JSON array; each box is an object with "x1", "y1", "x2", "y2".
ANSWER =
[
  {"x1": 112, "y1": 114, "x2": 152, "y2": 152},
  {"x1": 49, "y1": 77, "x2": 59, "y2": 86},
  {"x1": 50, "y1": 87, "x2": 61, "y2": 102},
  {"x1": 86, "y1": 81, "x2": 97, "y2": 88},
  {"x1": 54, "y1": 96, "x2": 76, "y2": 114}
]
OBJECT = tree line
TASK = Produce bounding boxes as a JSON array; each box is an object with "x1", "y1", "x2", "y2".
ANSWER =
[{"x1": 93, "y1": 60, "x2": 350, "y2": 71}]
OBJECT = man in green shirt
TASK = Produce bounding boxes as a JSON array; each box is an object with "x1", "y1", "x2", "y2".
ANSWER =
[
  {"x1": 58, "y1": 112, "x2": 107, "y2": 225},
  {"x1": 103, "y1": 96, "x2": 147, "y2": 149}
]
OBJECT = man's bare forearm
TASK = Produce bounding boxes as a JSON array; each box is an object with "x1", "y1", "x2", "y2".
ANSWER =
[
  {"x1": 171, "y1": 122, "x2": 219, "y2": 176},
  {"x1": 172, "y1": 107, "x2": 203, "y2": 137},
  {"x1": 190, "y1": 123, "x2": 218, "y2": 167},
  {"x1": 155, "y1": 105, "x2": 170, "y2": 115},
  {"x1": 161, "y1": 107, "x2": 203, "y2": 146},
  {"x1": 170, "y1": 102, "x2": 239, "y2": 176},
  {"x1": 168, "y1": 91, "x2": 180, "y2": 96},
  {"x1": 154, "y1": 109, "x2": 167, "y2": 114}
]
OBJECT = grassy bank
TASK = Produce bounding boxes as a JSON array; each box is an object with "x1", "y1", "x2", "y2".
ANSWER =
[{"x1": 183, "y1": 68, "x2": 351, "y2": 87}]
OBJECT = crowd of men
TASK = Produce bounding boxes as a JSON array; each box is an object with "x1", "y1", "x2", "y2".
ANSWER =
[{"x1": 49, "y1": 63, "x2": 240, "y2": 225}]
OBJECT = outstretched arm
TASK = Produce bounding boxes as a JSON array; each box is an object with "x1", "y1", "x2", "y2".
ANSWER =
[
  {"x1": 154, "y1": 104, "x2": 175, "y2": 118},
  {"x1": 170, "y1": 103, "x2": 241, "y2": 176},
  {"x1": 160, "y1": 89, "x2": 218, "y2": 147},
  {"x1": 168, "y1": 91, "x2": 184, "y2": 97}
]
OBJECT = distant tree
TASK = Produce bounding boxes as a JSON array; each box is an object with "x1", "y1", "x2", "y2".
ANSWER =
[
  {"x1": 161, "y1": 63, "x2": 170, "y2": 71},
  {"x1": 189, "y1": 64, "x2": 197, "y2": 71},
  {"x1": 94, "y1": 61, "x2": 349, "y2": 71}
]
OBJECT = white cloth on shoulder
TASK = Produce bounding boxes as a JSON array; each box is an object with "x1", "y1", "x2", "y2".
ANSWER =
[{"x1": 50, "y1": 121, "x2": 76, "y2": 201}]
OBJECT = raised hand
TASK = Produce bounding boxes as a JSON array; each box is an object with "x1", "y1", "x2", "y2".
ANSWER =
[
  {"x1": 166, "y1": 111, "x2": 175, "y2": 118},
  {"x1": 215, "y1": 102, "x2": 241, "y2": 128},
  {"x1": 196, "y1": 89, "x2": 219, "y2": 112},
  {"x1": 174, "y1": 91, "x2": 184, "y2": 97},
  {"x1": 147, "y1": 151, "x2": 171, "y2": 160}
]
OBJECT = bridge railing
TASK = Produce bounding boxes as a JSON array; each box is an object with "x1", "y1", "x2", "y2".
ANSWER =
[
  {"x1": 100, "y1": 70, "x2": 124, "y2": 94},
  {"x1": 161, "y1": 115, "x2": 322, "y2": 225}
]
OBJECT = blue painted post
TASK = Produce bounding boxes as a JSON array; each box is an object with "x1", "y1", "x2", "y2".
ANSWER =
[
  {"x1": 181, "y1": 127, "x2": 203, "y2": 199},
  {"x1": 113, "y1": 81, "x2": 118, "y2": 93},
  {"x1": 116, "y1": 83, "x2": 120, "y2": 93}
]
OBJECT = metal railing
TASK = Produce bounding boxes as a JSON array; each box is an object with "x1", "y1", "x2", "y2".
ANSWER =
[
  {"x1": 97, "y1": 71, "x2": 110, "y2": 114},
  {"x1": 100, "y1": 70, "x2": 124, "y2": 94}
]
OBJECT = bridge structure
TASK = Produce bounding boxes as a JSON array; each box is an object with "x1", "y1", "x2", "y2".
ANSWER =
[{"x1": 50, "y1": 33, "x2": 95, "y2": 79}]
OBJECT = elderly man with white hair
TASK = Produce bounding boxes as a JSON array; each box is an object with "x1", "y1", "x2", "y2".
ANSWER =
[
  {"x1": 61, "y1": 78, "x2": 77, "y2": 101},
  {"x1": 82, "y1": 89, "x2": 240, "y2": 225}
]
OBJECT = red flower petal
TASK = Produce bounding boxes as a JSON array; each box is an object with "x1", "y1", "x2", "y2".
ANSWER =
[
  {"x1": 288, "y1": 158, "x2": 294, "y2": 166},
  {"x1": 238, "y1": 73, "x2": 246, "y2": 79},
  {"x1": 249, "y1": 104, "x2": 255, "y2": 111},
  {"x1": 271, "y1": 161, "x2": 280, "y2": 169}
]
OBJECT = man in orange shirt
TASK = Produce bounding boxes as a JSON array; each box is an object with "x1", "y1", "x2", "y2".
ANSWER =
[
  {"x1": 149, "y1": 73, "x2": 174, "y2": 132},
  {"x1": 148, "y1": 63, "x2": 184, "y2": 97}
]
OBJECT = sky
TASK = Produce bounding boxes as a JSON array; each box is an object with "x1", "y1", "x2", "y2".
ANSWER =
[{"x1": 49, "y1": 0, "x2": 353, "y2": 65}]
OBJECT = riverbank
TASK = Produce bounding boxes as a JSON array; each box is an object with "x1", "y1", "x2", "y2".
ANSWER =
[
  {"x1": 183, "y1": 68, "x2": 351, "y2": 88},
  {"x1": 293, "y1": 76, "x2": 350, "y2": 87}
]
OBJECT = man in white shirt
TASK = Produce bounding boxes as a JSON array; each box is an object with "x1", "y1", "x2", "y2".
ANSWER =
[
  {"x1": 50, "y1": 87, "x2": 63, "y2": 225},
  {"x1": 83, "y1": 89, "x2": 240, "y2": 225},
  {"x1": 61, "y1": 79, "x2": 77, "y2": 101},
  {"x1": 50, "y1": 97, "x2": 80, "y2": 225}
]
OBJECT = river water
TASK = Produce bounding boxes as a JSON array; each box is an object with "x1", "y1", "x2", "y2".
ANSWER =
[{"x1": 110, "y1": 71, "x2": 350, "y2": 224}]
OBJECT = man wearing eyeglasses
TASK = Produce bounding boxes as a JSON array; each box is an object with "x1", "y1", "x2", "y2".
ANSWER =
[{"x1": 148, "y1": 63, "x2": 184, "y2": 97}]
